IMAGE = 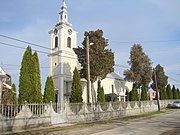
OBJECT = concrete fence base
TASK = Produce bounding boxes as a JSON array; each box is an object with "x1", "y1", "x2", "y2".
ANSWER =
[{"x1": 0, "y1": 100, "x2": 174, "y2": 132}]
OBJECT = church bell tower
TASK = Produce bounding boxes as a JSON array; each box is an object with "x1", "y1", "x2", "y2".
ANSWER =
[{"x1": 48, "y1": 0, "x2": 79, "y2": 108}]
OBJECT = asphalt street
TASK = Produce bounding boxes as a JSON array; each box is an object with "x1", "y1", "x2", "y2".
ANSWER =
[{"x1": 91, "y1": 110, "x2": 180, "y2": 135}]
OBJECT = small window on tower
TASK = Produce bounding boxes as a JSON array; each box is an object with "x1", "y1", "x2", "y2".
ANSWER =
[
  {"x1": 55, "y1": 37, "x2": 58, "y2": 48},
  {"x1": 65, "y1": 15, "x2": 66, "y2": 19},
  {"x1": 67, "y1": 37, "x2": 71, "y2": 48}
]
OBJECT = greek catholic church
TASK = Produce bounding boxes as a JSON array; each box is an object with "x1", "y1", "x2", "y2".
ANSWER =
[{"x1": 48, "y1": 0, "x2": 132, "y2": 105}]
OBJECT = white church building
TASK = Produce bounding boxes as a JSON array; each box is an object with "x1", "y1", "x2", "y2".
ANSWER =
[{"x1": 48, "y1": 0, "x2": 132, "y2": 105}]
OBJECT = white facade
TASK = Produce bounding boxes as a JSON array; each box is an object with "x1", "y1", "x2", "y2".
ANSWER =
[
  {"x1": 48, "y1": 0, "x2": 80, "y2": 107},
  {"x1": 49, "y1": 0, "x2": 133, "y2": 104},
  {"x1": 0, "y1": 67, "x2": 12, "y2": 104},
  {"x1": 88, "y1": 73, "x2": 133, "y2": 102}
]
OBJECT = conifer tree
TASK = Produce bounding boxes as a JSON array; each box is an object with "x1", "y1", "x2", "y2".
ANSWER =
[
  {"x1": 97, "y1": 80, "x2": 105, "y2": 103},
  {"x1": 172, "y1": 85, "x2": 178, "y2": 99},
  {"x1": 151, "y1": 64, "x2": 168, "y2": 100},
  {"x1": 74, "y1": 30, "x2": 114, "y2": 87},
  {"x1": 177, "y1": 88, "x2": 180, "y2": 99},
  {"x1": 160, "y1": 89, "x2": 166, "y2": 100},
  {"x1": 97, "y1": 80, "x2": 101, "y2": 102},
  {"x1": 70, "y1": 67, "x2": 83, "y2": 103},
  {"x1": 18, "y1": 46, "x2": 34, "y2": 104},
  {"x1": 11, "y1": 84, "x2": 17, "y2": 104},
  {"x1": 166, "y1": 84, "x2": 173, "y2": 99},
  {"x1": 32, "y1": 51, "x2": 42, "y2": 103},
  {"x1": 124, "y1": 44, "x2": 152, "y2": 88},
  {"x1": 125, "y1": 89, "x2": 129, "y2": 101},
  {"x1": 129, "y1": 85, "x2": 139, "y2": 101},
  {"x1": 141, "y1": 85, "x2": 148, "y2": 101},
  {"x1": 44, "y1": 76, "x2": 55, "y2": 103},
  {"x1": 101, "y1": 86, "x2": 105, "y2": 103}
]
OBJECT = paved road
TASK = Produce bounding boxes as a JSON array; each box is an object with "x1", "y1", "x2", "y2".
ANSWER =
[{"x1": 91, "y1": 110, "x2": 180, "y2": 135}]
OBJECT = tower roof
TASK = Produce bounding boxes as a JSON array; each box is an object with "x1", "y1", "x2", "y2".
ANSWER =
[
  {"x1": 58, "y1": 0, "x2": 71, "y2": 25},
  {"x1": 61, "y1": 0, "x2": 67, "y2": 9}
]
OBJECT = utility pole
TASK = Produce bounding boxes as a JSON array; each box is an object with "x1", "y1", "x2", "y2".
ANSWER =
[
  {"x1": 153, "y1": 68, "x2": 160, "y2": 111},
  {"x1": 86, "y1": 36, "x2": 90, "y2": 103},
  {"x1": 0, "y1": 79, "x2": 2, "y2": 105}
]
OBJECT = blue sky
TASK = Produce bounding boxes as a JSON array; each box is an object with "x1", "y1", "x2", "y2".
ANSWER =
[{"x1": 0, "y1": 0, "x2": 180, "y2": 90}]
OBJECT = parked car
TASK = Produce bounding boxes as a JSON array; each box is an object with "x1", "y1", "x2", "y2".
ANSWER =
[{"x1": 167, "y1": 101, "x2": 180, "y2": 108}]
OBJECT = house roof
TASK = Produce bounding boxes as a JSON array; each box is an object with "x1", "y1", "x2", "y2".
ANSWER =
[
  {"x1": 0, "y1": 67, "x2": 6, "y2": 76},
  {"x1": 148, "y1": 88, "x2": 155, "y2": 93},
  {"x1": 0, "y1": 67, "x2": 11, "y2": 78},
  {"x1": 106, "y1": 72, "x2": 124, "y2": 81},
  {"x1": 3, "y1": 82, "x2": 12, "y2": 90}
]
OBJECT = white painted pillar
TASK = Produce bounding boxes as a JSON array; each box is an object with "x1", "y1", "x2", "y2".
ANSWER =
[{"x1": 59, "y1": 53, "x2": 64, "y2": 112}]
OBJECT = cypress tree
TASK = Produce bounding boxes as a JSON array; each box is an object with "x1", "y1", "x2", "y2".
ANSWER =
[
  {"x1": 70, "y1": 67, "x2": 83, "y2": 103},
  {"x1": 97, "y1": 80, "x2": 105, "y2": 103},
  {"x1": 44, "y1": 76, "x2": 55, "y2": 103},
  {"x1": 129, "y1": 85, "x2": 139, "y2": 101},
  {"x1": 172, "y1": 85, "x2": 178, "y2": 99},
  {"x1": 160, "y1": 89, "x2": 166, "y2": 100},
  {"x1": 166, "y1": 84, "x2": 173, "y2": 99},
  {"x1": 32, "y1": 51, "x2": 42, "y2": 103},
  {"x1": 125, "y1": 89, "x2": 129, "y2": 101},
  {"x1": 177, "y1": 88, "x2": 180, "y2": 99},
  {"x1": 141, "y1": 85, "x2": 148, "y2": 101},
  {"x1": 11, "y1": 84, "x2": 17, "y2": 104},
  {"x1": 18, "y1": 46, "x2": 33, "y2": 104},
  {"x1": 101, "y1": 86, "x2": 105, "y2": 103}
]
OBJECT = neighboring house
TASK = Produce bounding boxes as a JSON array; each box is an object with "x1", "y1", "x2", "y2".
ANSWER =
[
  {"x1": 148, "y1": 88, "x2": 156, "y2": 101},
  {"x1": 0, "y1": 67, "x2": 12, "y2": 104},
  {"x1": 49, "y1": 0, "x2": 133, "y2": 105}
]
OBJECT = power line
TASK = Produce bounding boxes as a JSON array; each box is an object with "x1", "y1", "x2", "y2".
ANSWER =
[
  {"x1": 114, "y1": 64, "x2": 129, "y2": 69},
  {"x1": 0, "y1": 42, "x2": 49, "y2": 54},
  {"x1": 0, "y1": 41, "x2": 79, "y2": 60},
  {"x1": 110, "y1": 39, "x2": 180, "y2": 44},
  {"x1": 0, "y1": 34, "x2": 51, "y2": 50},
  {"x1": 2, "y1": 63, "x2": 50, "y2": 69}
]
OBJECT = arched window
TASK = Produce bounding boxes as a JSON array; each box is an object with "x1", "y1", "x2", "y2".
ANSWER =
[
  {"x1": 55, "y1": 37, "x2": 58, "y2": 48},
  {"x1": 67, "y1": 37, "x2": 71, "y2": 48}
]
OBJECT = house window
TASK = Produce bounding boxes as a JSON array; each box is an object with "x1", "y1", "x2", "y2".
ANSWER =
[
  {"x1": 112, "y1": 85, "x2": 114, "y2": 93},
  {"x1": 67, "y1": 37, "x2": 71, "y2": 48},
  {"x1": 55, "y1": 37, "x2": 58, "y2": 48}
]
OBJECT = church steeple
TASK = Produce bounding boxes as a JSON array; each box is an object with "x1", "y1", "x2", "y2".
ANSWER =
[{"x1": 59, "y1": 0, "x2": 68, "y2": 24}]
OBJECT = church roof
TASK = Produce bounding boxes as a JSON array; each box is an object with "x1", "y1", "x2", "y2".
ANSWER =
[{"x1": 106, "y1": 72, "x2": 124, "y2": 81}]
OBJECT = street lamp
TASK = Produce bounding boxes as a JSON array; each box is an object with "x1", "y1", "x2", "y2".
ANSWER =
[{"x1": 86, "y1": 36, "x2": 94, "y2": 103}]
